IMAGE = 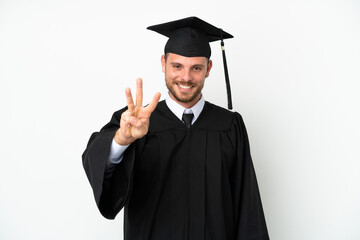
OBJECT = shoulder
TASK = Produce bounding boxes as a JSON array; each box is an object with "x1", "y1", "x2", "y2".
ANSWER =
[
  {"x1": 204, "y1": 101, "x2": 235, "y2": 117},
  {"x1": 194, "y1": 101, "x2": 243, "y2": 131}
]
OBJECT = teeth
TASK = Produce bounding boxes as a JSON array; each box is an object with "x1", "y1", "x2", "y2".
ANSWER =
[{"x1": 178, "y1": 84, "x2": 191, "y2": 89}]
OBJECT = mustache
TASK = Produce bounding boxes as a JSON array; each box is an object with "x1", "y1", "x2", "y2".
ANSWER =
[{"x1": 173, "y1": 81, "x2": 197, "y2": 86}]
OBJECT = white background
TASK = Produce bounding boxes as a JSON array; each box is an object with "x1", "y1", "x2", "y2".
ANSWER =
[{"x1": 1, "y1": 0, "x2": 359, "y2": 239}]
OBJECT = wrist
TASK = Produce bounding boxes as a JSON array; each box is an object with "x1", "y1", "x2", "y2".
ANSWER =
[{"x1": 114, "y1": 128, "x2": 133, "y2": 146}]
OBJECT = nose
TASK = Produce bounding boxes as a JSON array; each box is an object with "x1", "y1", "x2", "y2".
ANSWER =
[{"x1": 181, "y1": 69, "x2": 192, "y2": 82}]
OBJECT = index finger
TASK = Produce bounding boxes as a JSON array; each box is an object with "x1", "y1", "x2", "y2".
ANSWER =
[
  {"x1": 136, "y1": 78, "x2": 143, "y2": 107},
  {"x1": 125, "y1": 87, "x2": 135, "y2": 111}
]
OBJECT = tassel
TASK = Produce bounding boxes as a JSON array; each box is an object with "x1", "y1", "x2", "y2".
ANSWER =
[{"x1": 220, "y1": 29, "x2": 233, "y2": 110}]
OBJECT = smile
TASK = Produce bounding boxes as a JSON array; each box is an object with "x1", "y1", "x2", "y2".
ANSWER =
[{"x1": 177, "y1": 83, "x2": 192, "y2": 89}]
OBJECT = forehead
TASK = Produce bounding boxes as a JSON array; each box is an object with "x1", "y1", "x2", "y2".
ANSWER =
[{"x1": 166, "y1": 53, "x2": 208, "y2": 65}]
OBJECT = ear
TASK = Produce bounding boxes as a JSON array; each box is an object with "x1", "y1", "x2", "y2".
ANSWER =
[
  {"x1": 161, "y1": 55, "x2": 166, "y2": 73},
  {"x1": 205, "y1": 60, "x2": 213, "y2": 78}
]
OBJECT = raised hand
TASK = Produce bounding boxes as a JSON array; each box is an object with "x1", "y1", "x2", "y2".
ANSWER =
[{"x1": 114, "y1": 78, "x2": 161, "y2": 146}]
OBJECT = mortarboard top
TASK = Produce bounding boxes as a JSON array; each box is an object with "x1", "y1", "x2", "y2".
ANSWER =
[
  {"x1": 147, "y1": 16, "x2": 233, "y2": 59},
  {"x1": 147, "y1": 16, "x2": 234, "y2": 109}
]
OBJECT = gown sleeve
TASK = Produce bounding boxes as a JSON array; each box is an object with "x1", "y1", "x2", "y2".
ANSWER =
[
  {"x1": 82, "y1": 107, "x2": 135, "y2": 219},
  {"x1": 232, "y1": 113, "x2": 270, "y2": 239}
]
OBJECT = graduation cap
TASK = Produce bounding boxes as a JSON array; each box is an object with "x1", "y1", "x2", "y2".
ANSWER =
[{"x1": 147, "y1": 16, "x2": 234, "y2": 110}]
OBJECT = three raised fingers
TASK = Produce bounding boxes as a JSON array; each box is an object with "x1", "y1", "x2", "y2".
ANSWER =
[{"x1": 126, "y1": 77, "x2": 160, "y2": 114}]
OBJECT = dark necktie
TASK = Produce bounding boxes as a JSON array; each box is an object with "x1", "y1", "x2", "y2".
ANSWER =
[{"x1": 182, "y1": 113, "x2": 194, "y2": 129}]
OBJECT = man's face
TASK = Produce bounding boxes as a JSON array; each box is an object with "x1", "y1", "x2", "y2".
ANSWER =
[{"x1": 161, "y1": 53, "x2": 212, "y2": 108}]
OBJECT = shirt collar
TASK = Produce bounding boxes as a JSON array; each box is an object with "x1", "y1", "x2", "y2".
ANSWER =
[{"x1": 165, "y1": 93, "x2": 205, "y2": 124}]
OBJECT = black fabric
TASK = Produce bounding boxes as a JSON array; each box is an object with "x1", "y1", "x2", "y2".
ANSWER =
[{"x1": 82, "y1": 100, "x2": 269, "y2": 240}]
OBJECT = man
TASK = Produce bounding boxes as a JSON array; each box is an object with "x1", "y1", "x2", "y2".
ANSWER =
[{"x1": 83, "y1": 17, "x2": 269, "y2": 240}]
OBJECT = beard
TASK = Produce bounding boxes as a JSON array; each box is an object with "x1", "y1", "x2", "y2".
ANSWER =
[{"x1": 165, "y1": 78, "x2": 204, "y2": 104}]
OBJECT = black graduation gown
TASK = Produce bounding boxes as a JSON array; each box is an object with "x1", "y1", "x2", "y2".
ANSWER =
[{"x1": 82, "y1": 100, "x2": 269, "y2": 240}]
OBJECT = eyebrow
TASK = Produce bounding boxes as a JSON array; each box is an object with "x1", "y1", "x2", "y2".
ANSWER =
[
  {"x1": 170, "y1": 62, "x2": 206, "y2": 68},
  {"x1": 170, "y1": 62, "x2": 183, "y2": 66},
  {"x1": 192, "y1": 64, "x2": 205, "y2": 68}
]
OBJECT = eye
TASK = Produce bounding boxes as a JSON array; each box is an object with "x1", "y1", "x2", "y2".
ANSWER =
[{"x1": 193, "y1": 66, "x2": 202, "y2": 71}]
